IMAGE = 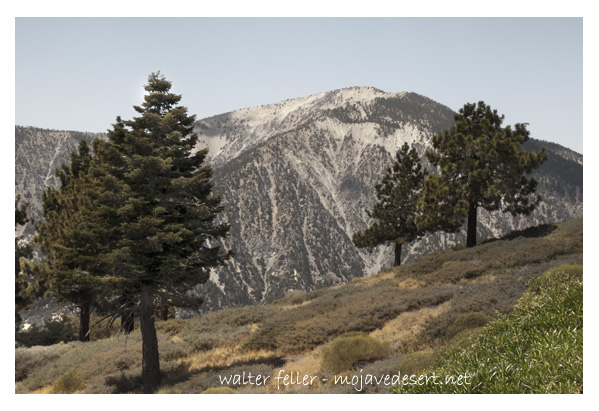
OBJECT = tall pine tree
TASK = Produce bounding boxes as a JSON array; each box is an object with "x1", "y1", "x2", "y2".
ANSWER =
[
  {"x1": 353, "y1": 143, "x2": 428, "y2": 266},
  {"x1": 32, "y1": 140, "x2": 110, "y2": 342},
  {"x1": 420, "y1": 101, "x2": 547, "y2": 247},
  {"x1": 98, "y1": 72, "x2": 230, "y2": 393}
]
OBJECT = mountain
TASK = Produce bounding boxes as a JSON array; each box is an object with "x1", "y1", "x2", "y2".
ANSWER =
[
  {"x1": 191, "y1": 87, "x2": 583, "y2": 310},
  {"x1": 15, "y1": 87, "x2": 583, "y2": 312}
]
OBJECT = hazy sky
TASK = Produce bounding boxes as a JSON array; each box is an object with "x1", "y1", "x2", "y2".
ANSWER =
[{"x1": 15, "y1": 17, "x2": 583, "y2": 153}]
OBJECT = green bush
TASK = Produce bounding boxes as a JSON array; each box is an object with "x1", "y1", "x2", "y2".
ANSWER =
[
  {"x1": 445, "y1": 327, "x2": 484, "y2": 350},
  {"x1": 16, "y1": 317, "x2": 78, "y2": 347},
  {"x1": 51, "y1": 368, "x2": 84, "y2": 393},
  {"x1": 395, "y1": 350, "x2": 437, "y2": 376},
  {"x1": 320, "y1": 333, "x2": 391, "y2": 374},
  {"x1": 445, "y1": 312, "x2": 493, "y2": 339}
]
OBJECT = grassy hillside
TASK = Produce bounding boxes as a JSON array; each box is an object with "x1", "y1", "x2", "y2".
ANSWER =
[
  {"x1": 15, "y1": 217, "x2": 582, "y2": 394},
  {"x1": 393, "y1": 264, "x2": 583, "y2": 394}
]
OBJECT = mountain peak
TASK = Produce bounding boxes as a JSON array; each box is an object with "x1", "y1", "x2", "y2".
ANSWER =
[
  {"x1": 195, "y1": 87, "x2": 414, "y2": 164},
  {"x1": 332, "y1": 85, "x2": 400, "y2": 98}
]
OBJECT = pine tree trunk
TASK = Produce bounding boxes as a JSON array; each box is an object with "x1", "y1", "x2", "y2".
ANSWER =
[
  {"x1": 466, "y1": 202, "x2": 477, "y2": 248},
  {"x1": 79, "y1": 302, "x2": 90, "y2": 342},
  {"x1": 159, "y1": 302, "x2": 169, "y2": 321},
  {"x1": 394, "y1": 242, "x2": 402, "y2": 266},
  {"x1": 140, "y1": 286, "x2": 160, "y2": 393},
  {"x1": 121, "y1": 311, "x2": 135, "y2": 334}
]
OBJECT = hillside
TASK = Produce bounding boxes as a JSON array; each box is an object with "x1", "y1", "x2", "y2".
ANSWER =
[
  {"x1": 394, "y1": 263, "x2": 582, "y2": 394},
  {"x1": 15, "y1": 217, "x2": 582, "y2": 394}
]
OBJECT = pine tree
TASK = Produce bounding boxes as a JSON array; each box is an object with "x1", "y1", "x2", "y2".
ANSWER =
[
  {"x1": 353, "y1": 143, "x2": 428, "y2": 266},
  {"x1": 421, "y1": 101, "x2": 548, "y2": 247},
  {"x1": 98, "y1": 72, "x2": 230, "y2": 393},
  {"x1": 32, "y1": 140, "x2": 109, "y2": 342},
  {"x1": 15, "y1": 195, "x2": 33, "y2": 328}
]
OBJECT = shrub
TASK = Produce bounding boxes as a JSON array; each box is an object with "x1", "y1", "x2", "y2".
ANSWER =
[
  {"x1": 155, "y1": 319, "x2": 186, "y2": 335},
  {"x1": 445, "y1": 328, "x2": 484, "y2": 350},
  {"x1": 89, "y1": 318, "x2": 123, "y2": 340},
  {"x1": 51, "y1": 368, "x2": 84, "y2": 393},
  {"x1": 395, "y1": 350, "x2": 437, "y2": 376},
  {"x1": 194, "y1": 305, "x2": 280, "y2": 328},
  {"x1": 16, "y1": 314, "x2": 122, "y2": 347},
  {"x1": 426, "y1": 260, "x2": 487, "y2": 284},
  {"x1": 441, "y1": 260, "x2": 459, "y2": 268},
  {"x1": 16, "y1": 317, "x2": 78, "y2": 347},
  {"x1": 445, "y1": 312, "x2": 493, "y2": 339},
  {"x1": 178, "y1": 323, "x2": 251, "y2": 352},
  {"x1": 273, "y1": 289, "x2": 323, "y2": 306},
  {"x1": 15, "y1": 344, "x2": 71, "y2": 381},
  {"x1": 105, "y1": 372, "x2": 142, "y2": 394},
  {"x1": 320, "y1": 333, "x2": 391, "y2": 374}
]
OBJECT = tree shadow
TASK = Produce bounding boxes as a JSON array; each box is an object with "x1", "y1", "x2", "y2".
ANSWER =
[
  {"x1": 105, "y1": 372, "x2": 143, "y2": 394},
  {"x1": 500, "y1": 223, "x2": 558, "y2": 241},
  {"x1": 106, "y1": 361, "x2": 195, "y2": 393}
]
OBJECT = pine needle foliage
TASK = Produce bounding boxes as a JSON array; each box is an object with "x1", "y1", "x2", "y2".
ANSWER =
[
  {"x1": 353, "y1": 143, "x2": 428, "y2": 266},
  {"x1": 420, "y1": 101, "x2": 547, "y2": 247},
  {"x1": 30, "y1": 140, "x2": 110, "y2": 341},
  {"x1": 96, "y1": 72, "x2": 230, "y2": 393}
]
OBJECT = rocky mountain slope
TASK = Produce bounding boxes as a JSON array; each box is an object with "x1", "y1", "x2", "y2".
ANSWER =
[
  {"x1": 15, "y1": 126, "x2": 105, "y2": 237},
  {"x1": 15, "y1": 87, "x2": 583, "y2": 312}
]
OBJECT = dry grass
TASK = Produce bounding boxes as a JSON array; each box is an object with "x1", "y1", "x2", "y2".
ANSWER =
[
  {"x1": 369, "y1": 301, "x2": 451, "y2": 350},
  {"x1": 29, "y1": 386, "x2": 53, "y2": 394},
  {"x1": 185, "y1": 343, "x2": 278, "y2": 373},
  {"x1": 263, "y1": 347, "x2": 326, "y2": 393},
  {"x1": 350, "y1": 269, "x2": 396, "y2": 286},
  {"x1": 392, "y1": 277, "x2": 426, "y2": 289}
]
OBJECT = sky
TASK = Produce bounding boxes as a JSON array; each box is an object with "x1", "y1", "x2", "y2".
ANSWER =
[{"x1": 15, "y1": 17, "x2": 584, "y2": 153}]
